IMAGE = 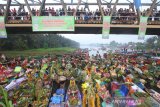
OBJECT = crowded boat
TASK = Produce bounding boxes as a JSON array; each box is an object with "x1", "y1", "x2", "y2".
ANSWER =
[{"x1": 0, "y1": 49, "x2": 160, "y2": 107}]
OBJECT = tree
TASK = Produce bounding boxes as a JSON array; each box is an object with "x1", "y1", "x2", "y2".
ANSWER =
[
  {"x1": 136, "y1": 42, "x2": 144, "y2": 52},
  {"x1": 0, "y1": 34, "x2": 80, "y2": 51},
  {"x1": 145, "y1": 36, "x2": 157, "y2": 50},
  {"x1": 109, "y1": 41, "x2": 119, "y2": 49}
]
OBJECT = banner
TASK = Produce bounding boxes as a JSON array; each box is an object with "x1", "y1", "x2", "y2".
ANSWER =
[
  {"x1": 138, "y1": 16, "x2": 148, "y2": 40},
  {"x1": 102, "y1": 16, "x2": 111, "y2": 39},
  {"x1": 32, "y1": 16, "x2": 75, "y2": 31},
  {"x1": 0, "y1": 17, "x2": 7, "y2": 38}
]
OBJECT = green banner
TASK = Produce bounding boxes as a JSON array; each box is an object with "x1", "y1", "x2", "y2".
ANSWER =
[
  {"x1": 102, "y1": 16, "x2": 111, "y2": 39},
  {"x1": 138, "y1": 16, "x2": 148, "y2": 40},
  {"x1": 0, "y1": 17, "x2": 7, "y2": 38},
  {"x1": 32, "y1": 16, "x2": 75, "y2": 31}
]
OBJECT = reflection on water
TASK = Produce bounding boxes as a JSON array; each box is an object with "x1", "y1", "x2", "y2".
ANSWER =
[{"x1": 80, "y1": 45, "x2": 107, "y2": 57}]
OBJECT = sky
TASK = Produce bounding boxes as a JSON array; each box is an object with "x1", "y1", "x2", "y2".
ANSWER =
[{"x1": 61, "y1": 34, "x2": 156, "y2": 45}]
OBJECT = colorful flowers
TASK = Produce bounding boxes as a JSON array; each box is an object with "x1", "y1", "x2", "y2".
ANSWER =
[{"x1": 82, "y1": 82, "x2": 89, "y2": 89}]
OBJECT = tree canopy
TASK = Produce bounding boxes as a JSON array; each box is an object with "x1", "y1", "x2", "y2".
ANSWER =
[{"x1": 0, "y1": 34, "x2": 80, "y2": 51}]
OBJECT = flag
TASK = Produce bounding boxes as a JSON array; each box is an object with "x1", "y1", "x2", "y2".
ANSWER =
[{"x1": 134, "y1": 0, "x2": 141, "y2": 9}]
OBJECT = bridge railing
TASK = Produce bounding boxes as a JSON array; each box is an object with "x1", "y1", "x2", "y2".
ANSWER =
[
  {"x1": 147, "y1": 17, "x2": 160, "y2": 25},
  {"x1": 111, "y1": 16, "x2": 138, "y2": 25},
  {"x1": 6, "y1": 16, "x2": 160, "y2": 25},
  {"x1": 7, "y1": 16, "x2": 31, "y2": 24}
]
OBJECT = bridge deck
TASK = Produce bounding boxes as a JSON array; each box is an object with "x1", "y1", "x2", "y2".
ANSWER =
[
  {"x1": 5, "y1": 24, "x2": 160, "y2": 35},
  {"x1": 5, "y1": 24, "x2": 160, "y2": 28}
]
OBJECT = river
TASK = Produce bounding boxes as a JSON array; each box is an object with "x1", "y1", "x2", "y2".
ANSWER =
[{"x1": 80, "y1": 45, "x2": 108, "y2": 57}]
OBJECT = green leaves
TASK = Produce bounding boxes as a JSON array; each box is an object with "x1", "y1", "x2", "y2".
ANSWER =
[
  {"x1": 0, "y1": 102, "x2": 6, "y2": 107},
  {"x1": 8, "y1": 101, "x2": 13, "y2": 107},
  {"x1": 0, "y1": 86, "x2": 13, "y2": 107},
  {"x1": 0, "y1": 34, "x2": 79, "y2": 52}
]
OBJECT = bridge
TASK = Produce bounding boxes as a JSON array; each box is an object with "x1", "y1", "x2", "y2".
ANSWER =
[
  {"x1": 5, "y1": 23, "x2": 160, "y2": 35},
  {"x1": 0, "y1": 0, "x2": 160, "y2": 35}
]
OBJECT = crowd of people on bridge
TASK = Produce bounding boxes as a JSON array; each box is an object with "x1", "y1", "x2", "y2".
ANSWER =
[
  {"x1": 0, "y1": 5, "x2": 160, "y2": 24},
  {"x1": 0, "y1": 49, "x2": 160, "y2": 106}
]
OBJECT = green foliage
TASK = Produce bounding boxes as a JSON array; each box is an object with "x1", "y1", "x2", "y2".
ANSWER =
[
  {"x1": 43, "y1": 43, "x2": 48, "y2": 49},
  {"x1": 99, "y1": 36, "x2": 159, "y2": 52},
  {"x1": 0, "y1": 86, "x2": 13, "y2": 107},
  {"x1": 0, "y1": 47, "x2": 76, "y2": 57},
  {"x1": 145, "y1": 36, "x2": 157, "y2": 50},
  {"x1": 109, "y1": 40, "x2": 119, "y2": 49},
  {"x1": 0, "y1": 34, "x2": 80, "y2": 51},
  {"x1": 136, "y1": 42, "x2": 144, "y2": 51},
  {"x1": 0, "y1": 102, "x2": 6, "y2": 107}
]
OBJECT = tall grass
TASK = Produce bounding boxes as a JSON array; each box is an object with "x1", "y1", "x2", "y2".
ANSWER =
[{"x1": 0, "y1": 47, "x2": 77, "y2": 57}]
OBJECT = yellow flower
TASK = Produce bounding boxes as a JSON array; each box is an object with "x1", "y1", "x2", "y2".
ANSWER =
[{"x1": 82, "y1": 82, "x2": 89, "y2": 89}]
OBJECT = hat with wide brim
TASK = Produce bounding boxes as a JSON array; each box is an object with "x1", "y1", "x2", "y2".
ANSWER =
[{"x1": 59, "y1": 76, "x2": 66, "y2": 81}]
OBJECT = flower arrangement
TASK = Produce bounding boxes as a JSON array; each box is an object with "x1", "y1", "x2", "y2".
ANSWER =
[
  {"x1": 81, "y1": 76, "x2": 96, "y2": 107},
  {"x1": 66, "y1": 79, "x2": 80, "y2": 106},
  {"x1": 99, "y1": 85, "x2": 111, "y2": 100}
]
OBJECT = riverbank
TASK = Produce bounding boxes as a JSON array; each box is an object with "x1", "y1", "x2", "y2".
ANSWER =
[{"x1": 0, "y1": 47, "x2": 77, "y2": 57}]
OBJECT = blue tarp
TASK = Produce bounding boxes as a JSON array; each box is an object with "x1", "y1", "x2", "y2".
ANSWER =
[
  {"x1": 56, "y1": 88, "x2": 65, "y2": 95},
  {"x1": 50, "y1": 95, "x2": 62, "y2": 104},
  {"x1": 120, "y1": 84, "x2": 129, "y2": 96}
]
